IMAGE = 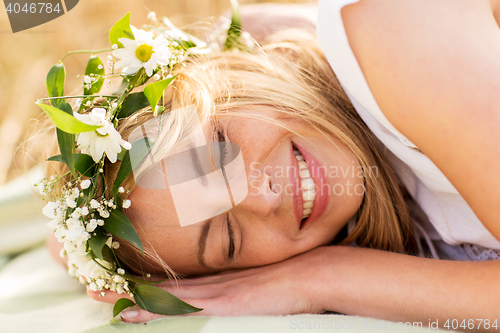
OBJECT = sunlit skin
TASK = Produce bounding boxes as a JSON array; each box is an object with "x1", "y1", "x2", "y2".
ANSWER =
[
  {"x1": 124, "y1": 107, "x2": 364, "y2": 276},
  {"x1": 86, "y1": 1, "x2": 500, "y2": 323}
]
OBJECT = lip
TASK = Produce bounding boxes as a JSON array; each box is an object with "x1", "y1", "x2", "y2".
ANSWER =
[{"x1": 293, "y1": 141, "x2": 330, "y2": 230}]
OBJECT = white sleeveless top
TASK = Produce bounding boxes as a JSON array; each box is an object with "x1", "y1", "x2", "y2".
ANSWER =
[{"x1": 316, "y1": 0, "x2": 500, "y2": 251}]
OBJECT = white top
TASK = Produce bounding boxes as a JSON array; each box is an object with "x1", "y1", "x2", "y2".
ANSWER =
[{"x1": 316, "y1": 0, "x2": 500, "y2": 250}]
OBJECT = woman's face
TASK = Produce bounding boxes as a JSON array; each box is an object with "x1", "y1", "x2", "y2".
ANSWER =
[{"x1": 125, "y1": 107, "x2": 364, "y2": 275}]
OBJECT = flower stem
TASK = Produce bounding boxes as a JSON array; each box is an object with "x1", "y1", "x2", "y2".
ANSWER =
[
  {"x1": 60, "y1": 48, "x2": 114, "y2": 62},
  {"x1": 110, "y1": 82, "x2": 135, "y2": 121},
  {"x1": 39, "y1": 95, "x2": 119, "y2": 101}
]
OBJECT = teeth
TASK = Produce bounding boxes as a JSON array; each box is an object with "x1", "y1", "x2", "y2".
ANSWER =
[
  {"x1": 294, "y1": 147, "x2": 317, "y2": 220},
  {"x1": 299, "y1": 168, "x2": 311, "y2": 179},
  {"x1": 303, "y1": 190, "x2": 317, "y2": 201},
  {"x1": 298, "y1": 161, "x2": 308, "y2": 170}
]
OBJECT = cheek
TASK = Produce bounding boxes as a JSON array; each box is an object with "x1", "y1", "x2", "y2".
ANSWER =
[{"x1": 237, "y1": 229, "x2": 301, "y2": 267}]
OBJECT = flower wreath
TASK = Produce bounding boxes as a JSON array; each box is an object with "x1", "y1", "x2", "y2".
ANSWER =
[{"x1": 37, "y1": 0, "x2": 249, "y2": 319}]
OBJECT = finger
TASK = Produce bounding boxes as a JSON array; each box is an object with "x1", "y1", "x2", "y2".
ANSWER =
[
  {"x1": 120, "y1": 309, "x2": 165, "y2": 323},
  {"x1": 168, "y1": 268, "x2": 259, "y2": 286},
  {"x1": 157, "y1": 281, "x2": 232, "y2": 300},
  {"x1": 120, "y1": 299, "x2": 214, "y2": 323},
  {"x1": 86, "y1": 287, "x2": 134, "y2": 304}
]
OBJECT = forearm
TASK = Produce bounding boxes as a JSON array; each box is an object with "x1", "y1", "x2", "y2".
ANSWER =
[
  {"x1": 227, "y1": 3, "x2": 317, "y2": 43},
  {"x1": 312, "y1": 246, "x2": 500, "y2": 331}
]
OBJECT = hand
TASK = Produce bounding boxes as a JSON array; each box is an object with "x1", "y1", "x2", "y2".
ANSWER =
[{"x1": 87, "y1": 247, "x2": 329, "y2": 323}]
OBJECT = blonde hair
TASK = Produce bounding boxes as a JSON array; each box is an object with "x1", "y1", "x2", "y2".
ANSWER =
[{"x1": 41, "y1": 29, "x2": 418, "y2": 277}]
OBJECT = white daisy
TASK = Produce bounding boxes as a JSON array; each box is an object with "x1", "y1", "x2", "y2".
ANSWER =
[
  {"x1": 74, "y1": 108, "x2": 132, "y2": 163},
  {"x1": 114, "y1": 26, "x2": 171, "y2": 77}
]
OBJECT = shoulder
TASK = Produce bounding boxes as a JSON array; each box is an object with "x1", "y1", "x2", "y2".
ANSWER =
[
  {"x1": 339, "y1": 0, "x2": 500, "y2": 241},
  {"x1": 340, "y1": 0, "x2": 500, "y2": 137}
]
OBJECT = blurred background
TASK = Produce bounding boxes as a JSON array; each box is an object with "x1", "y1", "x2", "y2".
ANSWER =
[{"x1": 0, "y1": 0, "x2": 313, "y2": 186}]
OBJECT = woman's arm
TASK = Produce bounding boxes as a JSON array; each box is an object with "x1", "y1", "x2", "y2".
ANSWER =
[
  {"x1": 340, "y1": 0, "x2": 500, "y2": 241},
  {"x1": 225, "y1": 3, "x2": 317, "y2": 43},
  {"x1": 89, "y1": 246, "x2": 500, "y2": 331}
]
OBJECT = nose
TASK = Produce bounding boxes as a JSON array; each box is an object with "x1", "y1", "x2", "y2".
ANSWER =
[{"x1": 234, "y1": 170, "x2": 281, "y2": 218}]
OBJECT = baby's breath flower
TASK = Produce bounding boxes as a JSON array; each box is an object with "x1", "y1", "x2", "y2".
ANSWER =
[
  {"x1": 98, "y1": 208, "x2": 110, "y2": 218},
  {"x1": 86, "y1": 219, "x2": 98, "y2": 232},
  {"x1": 81, "y1": 179, "x2": 91, "y2": 189},
  {"x1": 81, "y1": 207, "x2": 89, "y2": 216},
  {"x1": 122, "y1": 199, "x2": 131, "y2": 209},
  {"x1": 90, "y1": 199, "x2": 100, "y2": 209},
  {"x1": 42, "y1": 201, "x2": 59, "y2": 219},
  {"x1": 147, "y1": 11, "x2": 157, "y2": 21},
  {"x1": 66, "y1": 198, "x2": 77, "y2": 208}
]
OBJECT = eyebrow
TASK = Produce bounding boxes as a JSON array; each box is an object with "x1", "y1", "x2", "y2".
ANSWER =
[
  {"x1": 197, "y1": 219, "x2": 212, "y2": 269},
  {"x1": 190, "y1": 145, "x2": 208, "y2": 186}
]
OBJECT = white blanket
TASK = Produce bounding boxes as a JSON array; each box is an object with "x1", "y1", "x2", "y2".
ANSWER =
[{"x1": 0, "y1": 172, "x2": 444, "y2": 333}]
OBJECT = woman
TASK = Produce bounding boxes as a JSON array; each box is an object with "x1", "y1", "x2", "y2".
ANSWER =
[{"x1": 46, "y1": 0, "x2": 500, "y2": 328}]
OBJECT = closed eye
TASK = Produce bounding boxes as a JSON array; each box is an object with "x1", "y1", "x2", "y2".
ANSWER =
[
  {"x1": 226, "y1": 213, "x2": 235, "y2": 260},
  {"x1": 214, "y1": 123, "x2": 235, "y2": 260}
]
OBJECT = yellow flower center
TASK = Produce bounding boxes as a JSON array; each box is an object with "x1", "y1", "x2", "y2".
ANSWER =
[{"x1": 135, "y1": 44, "x2": 154, "y2": 62}]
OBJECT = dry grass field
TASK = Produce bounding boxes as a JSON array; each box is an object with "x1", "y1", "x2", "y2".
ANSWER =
[{"x1": 0, "y1": 0, "x2": 312, "y2": 185}]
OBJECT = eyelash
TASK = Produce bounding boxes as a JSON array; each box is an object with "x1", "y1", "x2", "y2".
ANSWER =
[
  {"x1": 216, "y1": 126, "x2": 236, "y2": 260},
  {"x1": 225, "y1": 213, "x2": 236, "y2": 259}
]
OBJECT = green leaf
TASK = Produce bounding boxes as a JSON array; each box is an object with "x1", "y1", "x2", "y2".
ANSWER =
[
  {"x1": 112, "y1": 137, "x2": 154, "y2": 196},
  {"x1": 109, "y1": 12, "x2": 134, "y2": 48},
  {"x1": 134, "y1": 285, "x2": 202, "y2": 315},
  {"x1": 153, "y1": 106, "x2": 165, "y2": 116},
  {"x1": 173, "y1": 38, "x2": 197, "y2": 49},
  {"x1": 144, "y1": 77, "x2": 175, "y2": 116},
  {"x1": 84, "y1": 55, "x2": 105, "y2": 95},
  {"x1": 112, "y1": 151, "x2": 132, "y2": 196},
  {"x1": 113, "y1": 298, "x2": 136, "y2": 317},
  {"x1": 46, "y1": 63, "x2": 66, "y2": 107},
  {"x1": 48, "y1": 153, "x2": 98, "y2": 177},
  {"x1": 121, "y1": 273, "x2": 167, "y2": 286},
  {"x1": 56, "y1": 101, "x2": 76, "y2": 176},
  {"x1": 117, "y1": 92, "x2": 150, "y2": 119},
  {"x1": 104, "y1": 209, "x2": 143, "y2": 253},
  {"x1": 88, "y1": 229, "x2": 109, "y2": 261},
  {"x1": 37, "y1": 103, "x2": 101, "y2": 134},
  {"x1": 126, "y1": 67, "x2": 152, "y2": 87},
  {"x1": 223, "y1": 0, "x2": 243, "y2": 51}
]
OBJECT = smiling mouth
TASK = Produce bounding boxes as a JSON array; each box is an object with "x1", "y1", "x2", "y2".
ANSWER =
[{"x1": 293, "y1": 146, "x2": 317, "y2": 222}]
